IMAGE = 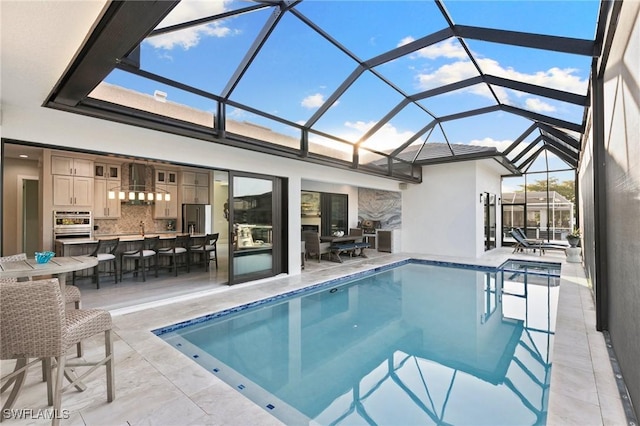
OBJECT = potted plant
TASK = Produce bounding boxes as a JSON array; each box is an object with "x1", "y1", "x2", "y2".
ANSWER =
[{"x1": 566, "y1": 228, "x2": 581, "y2": 247}]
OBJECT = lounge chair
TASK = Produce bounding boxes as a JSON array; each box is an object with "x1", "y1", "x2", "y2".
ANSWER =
[
  {"x1": 514, "y1": 227, "x2": 531, "y2": 241},
  {"x1": 509, "y1": 230, "x2": 567, "y2": 255}
]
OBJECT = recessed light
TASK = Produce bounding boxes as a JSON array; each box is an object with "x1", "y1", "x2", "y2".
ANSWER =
[{"x1": 19, "y1": 154, "x2": 28, "y2": 158}]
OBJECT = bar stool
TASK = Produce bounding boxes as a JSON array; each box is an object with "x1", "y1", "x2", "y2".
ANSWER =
[
  {"x1": 1, "y1": 253, "x2": 84, "y2": 360},
  {"x1": 189, "y1": 233, "x2": 218, "y2": 271},
  {"x1": 0, "y1": 278, "x2": 115, "y2": 426},
  {"x1": 120, "y1": 236, "x2": 159, "y2": 282},
  {"x1": 157, "y1": 234, "x2": 190, "y2": 276},
  {"x1": 73, "y1": 238, "x2": 119, "y2": 289}
]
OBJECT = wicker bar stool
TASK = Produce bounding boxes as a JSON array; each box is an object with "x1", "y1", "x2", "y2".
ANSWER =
[
  {"x1": 0, "y1": 253, "x2": 83, "y2": 358},
  {"x1": 0, "y1": 278, "x2": 115, "y2": 426}
]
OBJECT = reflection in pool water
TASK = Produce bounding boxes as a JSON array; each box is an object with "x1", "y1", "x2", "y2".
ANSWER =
[{"x1": 156, "y1": 260, "x2": 560, "y2": 425}]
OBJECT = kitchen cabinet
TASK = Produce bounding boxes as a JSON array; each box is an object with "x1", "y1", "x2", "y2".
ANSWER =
[
  {"x1": 155, "y1": 169, "x2": 177, "y2": 185},
  {"x1": 53, "y1": 175, "x2": 93, "y2": 207},
  {"x1": 52, "y1": 155, "x2": 93, "y2": 177},
  {"x1": 94, "y1": 163, "x2": 121, "y2": 181},
  {"x1": 377, "y1": 230, "x2": 393, "y2": 253},
  {"x1": 181, "y1": 171, "x2": 209, "y2": 186},
  {"x1": 154, "y1": 184, "x2": 178, "y2": 218},
  {"x1": 94, "y1": 179, "x2": 121, "y2": 219},
  {"x1": 52, "y1": 155, "x2": 94, "y2": 207},
  {"x1": 182, "y1": 184, "x2": 209, "y2": 204},
  {"x1": 181, "y1": 170, "x2": 209, "y2": 204},
  {"x1": 154, "y1": 168, "x2": 178, "y2": 218}
]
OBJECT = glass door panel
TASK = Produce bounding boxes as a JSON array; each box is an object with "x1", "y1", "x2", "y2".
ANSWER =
[
  {"x1": 320, "y1": 193, "x2": 348, "y2": 236},
  {"x1": 230, "y1": 174, "x2": 274, "y2": 284},
  {"x1": 502, "y1": 203, "x2": 526, "y2": 244},
  {"x1": 484, "y1": 192, "x2": 496, "y2": 251}
]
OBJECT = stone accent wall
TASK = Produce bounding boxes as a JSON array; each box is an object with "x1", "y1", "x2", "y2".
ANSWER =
[{"x1": 357, "y1": 188, "x2": 401, "y2": 229}]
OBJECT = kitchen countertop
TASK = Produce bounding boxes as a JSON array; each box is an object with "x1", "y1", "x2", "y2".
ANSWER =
[
  {"x1": 94, "y1": 231, "x2": 179, "y2": 237},
  {"x1": 55, "y1": 233, "x2": 207, "y2": 244}
]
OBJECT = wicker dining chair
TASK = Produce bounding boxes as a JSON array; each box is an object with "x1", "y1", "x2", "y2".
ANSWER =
[
  {"x1": 0, "y1": 278, "x2": 115, "y2": 426},
  {"x1": 0, "y1": 253, "x2": 83, "y2": 359},
  {"x1": 302, "y1": 231, "x2": 331, "y2": 263}
]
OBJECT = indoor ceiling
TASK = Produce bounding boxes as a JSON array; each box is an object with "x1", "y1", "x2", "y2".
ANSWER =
[{"x1": 41, "y1": 0, "x2": 605, "y2": 183}]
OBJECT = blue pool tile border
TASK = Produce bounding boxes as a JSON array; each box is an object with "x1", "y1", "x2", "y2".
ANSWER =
[
  {"x1": 153, "y1": 259, "x2": 409, "y2": 336},
  {"x1": 152, "y1": 257, "x2": 559, "y2": 336}
]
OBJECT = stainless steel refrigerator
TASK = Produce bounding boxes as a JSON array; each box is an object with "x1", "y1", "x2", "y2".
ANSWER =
[{"x1": 182, "y1": 204, "x2": 212, "y2": 235}]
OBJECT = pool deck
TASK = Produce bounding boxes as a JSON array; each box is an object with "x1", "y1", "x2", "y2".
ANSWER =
[{"x1": 0, "y1": 248, "x2": 629, "y2": 425}]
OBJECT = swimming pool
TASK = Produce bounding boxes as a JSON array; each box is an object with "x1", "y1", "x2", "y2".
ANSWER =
[{"x1": 155, "y1": 260, "x2": 560, "y2": 425}]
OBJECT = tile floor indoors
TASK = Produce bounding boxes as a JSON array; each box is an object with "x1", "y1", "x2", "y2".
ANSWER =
[{"x1": 0, "y1": 247, "x2": 630, "y2": 425}]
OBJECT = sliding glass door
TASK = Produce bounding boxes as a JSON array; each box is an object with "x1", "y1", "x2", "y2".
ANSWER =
[{"x1": 229, "y1": 172, "x2": 284, "y2": 284}]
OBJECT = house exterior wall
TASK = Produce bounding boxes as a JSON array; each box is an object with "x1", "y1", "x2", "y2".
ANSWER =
[
  {"x1": 1, "y1": 103, "x2": 400, "y2": 273},
  {"x1": 402, "y1": 160, "x2": 503, "y2": 258},
  {"x1": 476, "y1": 160, "x2": 504, "y2": 255},
  {"x1": 598, "y1": 0, "x2": 640, "y2": 415}
]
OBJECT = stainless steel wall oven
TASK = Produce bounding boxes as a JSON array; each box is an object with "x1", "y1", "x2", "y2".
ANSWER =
[{"x1": 53, "y1": 210, "x2": 92, "y2": 239}]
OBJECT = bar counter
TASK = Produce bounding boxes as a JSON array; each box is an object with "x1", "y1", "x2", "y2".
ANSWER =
[{"x1": 54, "y1": 234, "x2": 207, "y2": 280}]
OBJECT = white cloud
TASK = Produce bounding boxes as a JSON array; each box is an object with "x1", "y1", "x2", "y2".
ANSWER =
[
  {"x1": 417, "y1": 60, "x2": 477, "y2": 88},
  {"x1": 469, "y1": 137, "x2": 513, "y2": 152},
  {"x1": 525, "y1": 97, "x2": 556, "y2": 113},
  {"x1": 146, "y1": 23, "x2": 233, "y2": 51},
  {"x1": 398, "y1": 37, "x2": 467, "y2": 60},
  {"x1": 342, "y1": 120, "x2": 417, "y2": 152},
  {"x1": 398, "y1": 36, "x2": 415, "y2": 48},
  {"x1": 301, "y1": 93, "x2": 340, "y2": 109},
  {"x1": 478, "y1": 59, "x2": 587, "y2": 93},
  {"x1": 227, "y1": 107, "x2": 246, "y2": 120},
  {"x1": 146, "y1": 0, "x2": 236, "y2": 50},
  {"x1": 157, "y1": 0, "x2": 227, "y2": 28},
  {"x1": 415, "y1": 38, "x2": 467, "y2": 60},
  {"x1": 413, "y1": 56, "x2": 588, "y2": 107},
  {"x1": 301, "y1": 94, "x2": 325, "y2": 109}
]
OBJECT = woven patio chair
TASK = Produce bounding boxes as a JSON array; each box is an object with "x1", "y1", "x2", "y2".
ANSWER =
[
  {"x1": 0, "y1": 278, "x2": 115, "y2": 426},
  {"x1": 302, "y1": 231, "x2": 331, "y2": 263},
  {"x1": 0, "y1": 253, "x2": 83, "y2": 358}
]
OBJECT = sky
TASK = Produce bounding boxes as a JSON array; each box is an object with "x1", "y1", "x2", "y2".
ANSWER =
[{"x1": 104, "y1": 0, "x2": 600, "y2": 171}]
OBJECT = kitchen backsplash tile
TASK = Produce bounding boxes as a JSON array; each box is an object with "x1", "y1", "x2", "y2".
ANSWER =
[{"x1": 94, "y1": 204, "x2": 176, "y2": 235}]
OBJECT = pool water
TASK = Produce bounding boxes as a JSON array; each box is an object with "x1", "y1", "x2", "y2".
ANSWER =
[{"x1": 155, "y1": 260, "x2": 560, "y2": 425}]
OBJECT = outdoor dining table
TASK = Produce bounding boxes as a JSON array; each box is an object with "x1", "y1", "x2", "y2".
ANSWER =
[
  {"x1": 0, "y1": 255, "x2": 98, "y2": 301},
  {"x1": 0, "y1": 255, "x2": 99, "y2": 393}
]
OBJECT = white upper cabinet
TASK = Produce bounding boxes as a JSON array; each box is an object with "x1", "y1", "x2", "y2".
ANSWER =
[
  {"x1": 52, "y1": 155, "x2": 94, "y2": 207},
  {"x1": 53, "y1": 175, "x2": 93, "y2": 207},
  {"x1": 181, "y1": 170, "x2": 210, "y2": 204},
  {"x1": 94, "y1": 179, "x2": 121, "y2": 219},
  {"x1": 52, "y1": 155, "x2": 93, "y2": 177}
]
